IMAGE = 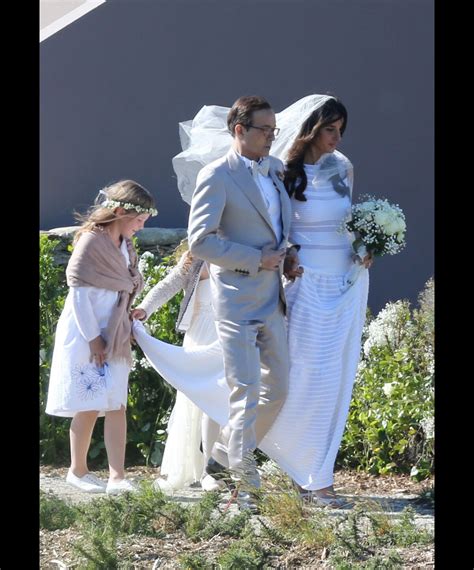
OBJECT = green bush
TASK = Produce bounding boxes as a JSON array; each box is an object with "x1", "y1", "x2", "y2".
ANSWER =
[
  {"x1": 39, "y1": 235, "x2": 69, "y2": 463},
  {"x1": 217, "y1": 537, "x2": 266, "y2": 569},
  {"x1": 338, "y1": 279, "x2": 434, "y2": 479},
  {"x1": 178, "y1": 553, "x2": 213, "y2": 570},
  {"x1": 40, "y1": 490, "x2": 78, "y2": 530}
]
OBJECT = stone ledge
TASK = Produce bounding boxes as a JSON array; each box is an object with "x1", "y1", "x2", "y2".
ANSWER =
[
  {"x1": 41, "y1": 226, "x2": 187, "y2": 265},
  {"x1": 44, "y1": 226, "x2": 187, "y2": 247}
]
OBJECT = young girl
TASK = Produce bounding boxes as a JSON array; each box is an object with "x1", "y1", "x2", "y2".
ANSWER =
[
  {"x1": 131, "y1": 243, "x2": 224, "y2": 493},
  {"x1": 45, "y1": 180, "x2": 157, "y2": 495}
]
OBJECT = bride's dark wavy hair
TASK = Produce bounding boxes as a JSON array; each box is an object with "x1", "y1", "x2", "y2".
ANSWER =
[{"x1": 284, "y1": 97, "x2": 347, "y2": 201}]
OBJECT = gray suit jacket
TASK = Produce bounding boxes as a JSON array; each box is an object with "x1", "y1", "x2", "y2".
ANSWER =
[{"x1": 187, "y1": 147, "x2": 292, "y2": 321}]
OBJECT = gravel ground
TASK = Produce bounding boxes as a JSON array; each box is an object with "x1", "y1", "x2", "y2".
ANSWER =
[{"x1": 40, "y1": 465, "x2": 434, "y2": 569}]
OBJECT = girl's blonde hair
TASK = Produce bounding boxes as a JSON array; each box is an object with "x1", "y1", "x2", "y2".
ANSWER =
[{"x1": 74, "y1": 180, "x2": 156, "y2": 244}]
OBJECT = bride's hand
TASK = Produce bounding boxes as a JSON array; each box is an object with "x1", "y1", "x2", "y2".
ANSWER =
[
  {"x1": 362, "y1": 252, "x2": 374, "y2": 269},
  {"x1": 284, "y1": 246, "x2": 304, "y2": 281},
  {"x1": 130, "y1": 308, "x2": 147, "y2": 321}
]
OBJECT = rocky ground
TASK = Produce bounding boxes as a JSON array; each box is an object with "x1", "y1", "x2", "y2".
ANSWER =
[{"x1": 40, "y1": 465, "x2": 434, "y2": 569}]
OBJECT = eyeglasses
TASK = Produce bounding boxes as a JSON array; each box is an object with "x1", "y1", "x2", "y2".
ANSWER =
[{"x1": 246, "y1": 124, "x2": 280, "y2": 137}]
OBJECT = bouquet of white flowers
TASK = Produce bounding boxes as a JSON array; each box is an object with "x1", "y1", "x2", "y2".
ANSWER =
[{"x1": 340, "y1": 196, "x2": 406, "y2": 291}]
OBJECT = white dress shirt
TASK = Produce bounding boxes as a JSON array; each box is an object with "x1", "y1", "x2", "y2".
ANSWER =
[{"x1": 239, "y1": 153, "x2": 282, "y2": 242}]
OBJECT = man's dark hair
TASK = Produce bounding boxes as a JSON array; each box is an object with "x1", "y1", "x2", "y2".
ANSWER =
[{"x1": 227, "y1": 95, "x2": 272, "y2": 136}]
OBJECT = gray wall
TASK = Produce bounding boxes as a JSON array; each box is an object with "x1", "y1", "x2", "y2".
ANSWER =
[{"x1": 40, "y1": 0, "x2": 434, "y2": 314}]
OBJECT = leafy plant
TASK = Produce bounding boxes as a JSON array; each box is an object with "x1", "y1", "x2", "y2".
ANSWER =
[
  {"x1": 338, "y1": 279, "x2": 435, "y2": 479},
  {"x1": 39, "y1": 235, "x2": 69, "y2": 463},
  {"x1": 40, "y1": 490, "x2": 78, "y2": 530},
  {"x1": 178, "y1": 553, "x2": 213, "y2": 569}
]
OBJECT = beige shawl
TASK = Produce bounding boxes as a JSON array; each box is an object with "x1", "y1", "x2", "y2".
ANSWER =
[{"x1": 66, "y1": 228, "x2": 144, "y2": 365}]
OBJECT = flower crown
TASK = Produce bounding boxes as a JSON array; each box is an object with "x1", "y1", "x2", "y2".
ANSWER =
[{"x1": 101, "y1": 199, "x2": 158, "y2": 216}]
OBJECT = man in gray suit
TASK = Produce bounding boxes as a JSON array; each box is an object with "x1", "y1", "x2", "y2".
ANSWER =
[{"x1": 187, "y1": 95, "x2": 292, "y2": 512}]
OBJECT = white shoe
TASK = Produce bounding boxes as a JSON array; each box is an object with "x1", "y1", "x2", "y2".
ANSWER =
[
  {"x1": 66, "y1": 470, "x2": 106, "y2": 493},
  {"x1": 106, "y1": 478, "x2": 138, "y2": 495},
  {"x1": 200, "y1": 473, "x2": 226, "y2": 492}
]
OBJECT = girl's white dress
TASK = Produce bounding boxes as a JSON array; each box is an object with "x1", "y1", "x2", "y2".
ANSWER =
[
  {"x1": 46, "y1": 239, "x2": 131, "y2": 417},
  {"x1": 133, "y1": 154, "x2": 369, "y2": 490}
]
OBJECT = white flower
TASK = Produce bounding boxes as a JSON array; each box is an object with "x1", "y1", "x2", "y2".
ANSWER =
[
  {"x1": 363, "y1": 300, "x2": 413, "y2": 356},
  {"x1": 138, "y1": 251, "x2": 155, "y2": 274},
  {"x1": 421, "y1": 415, "x2": 434, "y2": 439},
  {"x1": 344, "y1": 195, "x2": 406, "y2": 257},
  {"x1": 384, "y1": 221, "x2": 399, "y2": 235},
  {"x1": 139, "y1": 357, "x2": 152, "y2": 369},
  {"x1": 382, "y1": 382, "x2": 395, "y2": 397},
  {"x1": 102, "y1": 199, "x2": 158, "y2": 216},
  {"x1": 374, "y1": 210, "x2": 390, "y2": 227},
  {"x1": 425, "y1": 344, "x2": 435, "y2": 376}
]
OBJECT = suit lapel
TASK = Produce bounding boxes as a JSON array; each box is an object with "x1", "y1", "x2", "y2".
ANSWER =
[
  {"x1": 269, "y1": 165, "x2": 291, "y2": 242},
  {"x1": 226, "y1": 149, "x2": 275, "y2": 235}
]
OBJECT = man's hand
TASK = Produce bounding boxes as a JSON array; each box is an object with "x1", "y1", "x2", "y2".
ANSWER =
[
  {"x1": 260, "y1": 245, "x2": 286, "y2": 271},
  {"x1": 284, "y1": 246, "x2": 304, "y2": 281},
  {"x1": 89, "y1": 335, "x2": 107, "y2": 367}
]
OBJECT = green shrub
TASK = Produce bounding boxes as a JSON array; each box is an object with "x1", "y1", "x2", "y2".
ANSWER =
[
  {"x1": 338, "y1": 278, "x2": 434, "y2": 479},
  {"x1": 39, "y1": 235, "x2": 69, "y2": 463},
  {"x1": 40, "y1": 490, "x2": 78, "y2": 530},
  {"x1": 217, "y1": 537, "x2": 266, "y2": 569},
  {"x1": 76, "y1": 481, "x2": 174, "y2": 537},
  {"x1": 178, "y1": 553, "x2": 213, "y2": 570},
  {"x1": 184, "y1": 490, "x2": 222, "y2": 540}
]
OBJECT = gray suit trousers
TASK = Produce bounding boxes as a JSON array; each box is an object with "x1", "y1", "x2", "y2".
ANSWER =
[{"x1": 211, "y1": 303, "x2": 289, "y2": 486}]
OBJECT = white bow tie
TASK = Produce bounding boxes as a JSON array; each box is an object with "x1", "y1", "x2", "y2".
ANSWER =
[{"x1": 249, "y1": 157, "x2": 270, "y2": 178}]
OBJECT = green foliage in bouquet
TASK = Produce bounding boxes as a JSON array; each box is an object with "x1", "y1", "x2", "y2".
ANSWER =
[{"x1": 338, "y1": 279, "x2": 434, "y2": 480}]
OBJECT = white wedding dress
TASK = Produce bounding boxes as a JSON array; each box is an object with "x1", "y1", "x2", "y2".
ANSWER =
[
  {"x1": 154, "y1": 278, "x2": 224, "y2": 491},
  {"x1": 259, "y1": 160, "x2": 369, "y2": 489}
]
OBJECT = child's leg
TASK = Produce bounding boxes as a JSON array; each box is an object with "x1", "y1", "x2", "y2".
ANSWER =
[
  {"x1": 104, "y1": 405, "x2": 127, "y2": 482},
  {"x1": 70, "y1": 411, "x2": 99, "y2": 477}
]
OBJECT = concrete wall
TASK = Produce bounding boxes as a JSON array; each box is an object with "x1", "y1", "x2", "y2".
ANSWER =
[{"x1": 40, "y1": 0, "x2": 434, "y2": 313}]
